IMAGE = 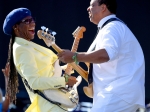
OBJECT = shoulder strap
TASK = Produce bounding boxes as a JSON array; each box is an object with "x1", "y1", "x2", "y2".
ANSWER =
[
  {"x1": 22, "y1": 78, "x2": 61, "y2": 105},
  {"x1": 101, "y1": 18, "x2": 125, "y2": 29},
  {"x1": 91, "y1": 18, "x2": 124, "y2": 51},
  {"x1": 20, "y1": 76, "x2": 69, "y2": 111}
]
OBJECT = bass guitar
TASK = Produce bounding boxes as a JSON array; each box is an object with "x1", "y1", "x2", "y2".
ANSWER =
[
  {"x1": 37, "y1": 26, "x2": 86, "y2": 109},
  {"x1": 37, "y1": 26, "x2": 94, "y2": 99}
]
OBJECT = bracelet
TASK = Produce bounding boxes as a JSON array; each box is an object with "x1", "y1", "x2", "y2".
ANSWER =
[
  {"x1": 64, "y1": 74, "x2": 69, "y2": 83},
  {"x1": 72, "y1": 52, "x2": 79, "y2": 65}
]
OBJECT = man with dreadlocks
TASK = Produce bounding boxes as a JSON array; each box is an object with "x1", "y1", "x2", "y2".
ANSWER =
[{"x1": 3, "y1": 8, "x2": 77, "y2": 112}]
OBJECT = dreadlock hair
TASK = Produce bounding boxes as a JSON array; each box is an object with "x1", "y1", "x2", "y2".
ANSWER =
[
  {"x1": 98, "y1": 0, "x2": 117, "y2": 14},
  {"x1": 6, "y1": 31, "x2": 19, "y2": 104}
]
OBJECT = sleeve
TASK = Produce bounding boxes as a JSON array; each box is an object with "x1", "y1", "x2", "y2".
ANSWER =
[
  {"x1": 14, "y1": 46, "x2": 66, "y2": 90},
  {"x1": 100, "y1": 25, "x2": 122, "y2": 61}
]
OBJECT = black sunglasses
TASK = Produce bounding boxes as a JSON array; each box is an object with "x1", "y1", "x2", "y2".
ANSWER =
[{"x1": 19, "y1": 17, "x2": 36, "y2": 25}]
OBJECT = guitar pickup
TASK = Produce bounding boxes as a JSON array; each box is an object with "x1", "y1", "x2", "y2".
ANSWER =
[
  {"x1": 59, "y1": 88, "x2": 68, "y2": 93},
  {"x1": 70, "y1": 98, "x2": 76, "y2": 103}
]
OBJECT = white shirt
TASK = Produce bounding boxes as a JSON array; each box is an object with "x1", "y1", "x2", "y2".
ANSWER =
[{"x1": 88, "y1": 15, "x2": 145, "y2": 108}]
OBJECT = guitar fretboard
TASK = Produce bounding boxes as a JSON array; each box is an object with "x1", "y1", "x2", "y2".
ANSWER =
[{"x1": 65, "y1": 37, "x2": 80, "y2": 75}]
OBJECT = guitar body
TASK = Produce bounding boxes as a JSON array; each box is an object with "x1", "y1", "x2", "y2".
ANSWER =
[
  {"x1": 42, "y1": 59, "x2": 82, "y2": 108},
  {"x1": 83, "y1": 83, "x2": 93, "y2": 98},
  {"x1": 43, "y1": 75, "x2": 82, "y2": 108},
  {"x1": 83, "y1": 62, "x2": 93, "y2": 98}
]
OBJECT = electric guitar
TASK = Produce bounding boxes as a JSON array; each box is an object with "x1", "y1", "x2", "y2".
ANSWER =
[
  {"x1": 37, "y1": 26, "x2": 94, "y2": 99},
  {"x1": 37, "y1": 26, "x2": 86, "y2": 109}
]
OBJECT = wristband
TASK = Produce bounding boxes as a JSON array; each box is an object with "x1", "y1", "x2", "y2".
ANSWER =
[
  {"x1": 72, "y1": 52, "x2": 79, "y2": 65},
  {"x1": 64, "y1": 74, "x2": 69, "y2": 83}
]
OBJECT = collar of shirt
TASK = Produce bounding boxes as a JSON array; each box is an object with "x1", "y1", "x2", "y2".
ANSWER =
[
  {"x1": 14, "y1": 37, "x2": 58, "y2": 59},
  {"x1": 15, "y1": 37, "x2": 30, "y2": 45},
  {"x1": 97, "y1": 14, "x2": 116, "y2": 29}
]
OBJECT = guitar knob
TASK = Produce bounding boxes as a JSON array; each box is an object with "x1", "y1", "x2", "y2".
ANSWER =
[
  {"x1": 65, "y1": 85, "x2": 68, "y2": 89},
  {"x1": 74, "y1": 95, "x2": 79, "y2": 100},
  {"x1": 71, "y1": 91, "x2": 75, "y2": 95},
  {"x1": 68, "y1": 87, "x2": 72, "y2": 91},
  {"x1": 71, "y1": 92, "x2": 74, "y2": 95}
]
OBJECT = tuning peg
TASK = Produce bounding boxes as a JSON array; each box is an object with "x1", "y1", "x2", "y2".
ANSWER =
[
  {"x1": 45, "y1": 28, "x2": 49, "y2": 33},
  {"x1": 41, "y1": 26, "x2": 46, "y2": 31},
  {"x1": 52, "y1": 31, "x2": 57, "y2": 36},
  {"x1": 46, "y1": 29, "x2": 56, "y2": 36}
]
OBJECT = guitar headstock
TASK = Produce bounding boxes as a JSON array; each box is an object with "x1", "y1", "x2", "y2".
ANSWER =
[
  {"x1": 72, "y1": 26, "x2": 86, "y2": 39},
  {"x1": 37, "y1": 26, "x2": 56, "y2": 47}
]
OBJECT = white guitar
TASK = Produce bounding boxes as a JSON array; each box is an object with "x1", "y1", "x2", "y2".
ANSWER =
[{"x1": 37, "y1": 26, "x2": 86, "y2": 109}]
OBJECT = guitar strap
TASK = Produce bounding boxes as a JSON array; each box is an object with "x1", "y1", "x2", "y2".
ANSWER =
[
  {"x1": 88, "y1": 18, "x2": 125, "y2": 84},
  {"x1": 21, "y1": 76, "x2": 67, "y2": 111}
]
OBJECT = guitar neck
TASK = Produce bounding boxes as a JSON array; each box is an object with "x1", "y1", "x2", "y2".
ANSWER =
[
  {"x1": 65, "y1": 37, "x2": 80, "y2": 75},
  {"x1": 71, "y1": 38, "x2": 80, "y2": 52},
  {"x1": 52, "y1": 44, "x2": 63, "y2": 53},
  {"x1": 51, "y1": 43, "x2": 88, "y2": 82},
  {"x1": 69, "y1": 63, "x2": 88, "y2": 82}
]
